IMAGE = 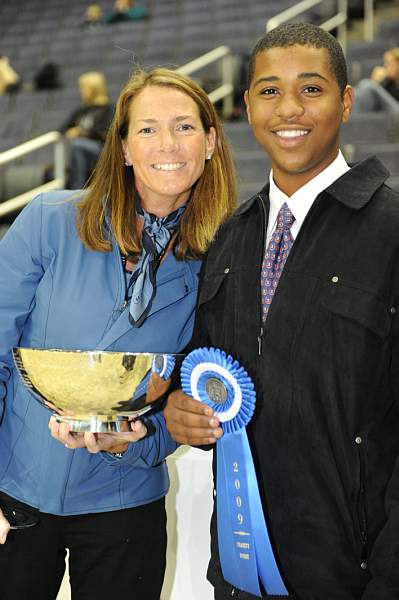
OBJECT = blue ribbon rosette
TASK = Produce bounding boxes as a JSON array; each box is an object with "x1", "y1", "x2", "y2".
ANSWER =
[
  {"x1": 133, "y1": 354, "x2": 176, "y2": 400},
  {"x1": 181, "y1": 347, "x2": 288, "y2": 598},
  {"x1": 152, "y1": 354, "x2": 175, "y2": 379}
]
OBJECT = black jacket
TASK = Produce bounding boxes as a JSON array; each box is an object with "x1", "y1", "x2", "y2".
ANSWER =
[
  {"x1": 60, "y1": 103, "x2": 114, "y2": 142},
  {"x1": 191, "y1": 157, "x2": 399, "y2": 599}
]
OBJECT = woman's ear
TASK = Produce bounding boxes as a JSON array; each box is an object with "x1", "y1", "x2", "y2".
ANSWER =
[
  {"x1": 121, "y1": 141, "x2": 132, "y2": 166},
  {"x1": 206, "y1": 126, "x2": 216, "y2": 158}
]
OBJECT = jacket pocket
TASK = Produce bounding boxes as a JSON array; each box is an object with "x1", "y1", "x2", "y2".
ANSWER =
[
  {"x1": 148, "y1": 271, "x2": 192, "y2": 316},
  {"x1": 198, "y1": 271, "x2": 230, "y2": 307},
  {"x1": 321, "y1": 280, "x2": 390, "y2": 338}
]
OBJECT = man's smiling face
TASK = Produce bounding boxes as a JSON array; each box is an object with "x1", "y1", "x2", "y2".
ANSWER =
[{"x1": 244, "y1": 44, "x2": 353, "y2": 196}]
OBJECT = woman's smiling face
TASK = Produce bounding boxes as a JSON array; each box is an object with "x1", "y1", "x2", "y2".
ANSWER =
[
  {"x1": 244, "y1": 45, "x2": 353, "y2": 196},
  {"x1": 122, "y1": 85, "x2": 216, "y2": 214}
]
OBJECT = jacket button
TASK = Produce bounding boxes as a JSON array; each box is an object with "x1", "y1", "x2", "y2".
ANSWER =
[
  {"x1": 331, "y1": 275, "x2": 339, "y2": 283},
  {"x1": 360, "y1": 561, "x2": 368, "y2": 570},
  {"x1": 355, "y1": 436, "x2": 362, "y2": 444},
  {"x1": 224, "y1": 267, "x2": 230, "y2": 274},
  {"x1": 390, "y1": 306, "x2": 396, "y2": 314}
]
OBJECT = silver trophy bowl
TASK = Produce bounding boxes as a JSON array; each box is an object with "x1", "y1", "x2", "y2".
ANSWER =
[{"x1": 13, "y1": 347, "x2": 180, "y2": 432}]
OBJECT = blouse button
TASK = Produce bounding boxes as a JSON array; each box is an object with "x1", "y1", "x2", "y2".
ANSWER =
[{"x1": 331, "y1": 275, "x2": 339, "y2": 283}]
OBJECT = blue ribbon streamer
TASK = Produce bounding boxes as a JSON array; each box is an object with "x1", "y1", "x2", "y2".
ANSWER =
[{"x1": 181, "y1": 348, "x2": 288, "y2": 597}]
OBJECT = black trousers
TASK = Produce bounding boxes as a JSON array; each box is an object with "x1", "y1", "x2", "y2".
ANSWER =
[{"x1": 0, "y1": 491, "x2": 166, "y2": 600}]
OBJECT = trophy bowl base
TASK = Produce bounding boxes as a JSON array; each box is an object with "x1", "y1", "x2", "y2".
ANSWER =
[{"x1": 55, "y1": 414, "x2": 138, "y2": 433}]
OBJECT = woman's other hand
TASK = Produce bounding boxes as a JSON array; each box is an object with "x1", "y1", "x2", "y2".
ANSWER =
[
  {"x1": 49, "y1": 416, "x2": 148, "y2": 454},
  {"x1": 0, "y1": 509, "x2": 11, "y2": 544}
]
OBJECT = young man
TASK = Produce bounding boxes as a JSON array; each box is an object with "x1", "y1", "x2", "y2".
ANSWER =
[{"x1": 164, "y1": 23, "x2": 399, "y2": 600}]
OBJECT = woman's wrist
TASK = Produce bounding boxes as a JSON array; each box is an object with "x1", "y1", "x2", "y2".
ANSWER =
[{"x1": 109, "y1": 442, "x2": 129, "y2": 456}]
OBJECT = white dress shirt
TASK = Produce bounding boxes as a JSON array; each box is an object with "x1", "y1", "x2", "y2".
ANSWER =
[{"x1": 266, "y1": 150, "x2": 350, "y2": 247}]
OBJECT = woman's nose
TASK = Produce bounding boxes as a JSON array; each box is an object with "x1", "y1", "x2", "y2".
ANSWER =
[{"x1": 159, "y1": 129, "x2": 178, "y2": 151}]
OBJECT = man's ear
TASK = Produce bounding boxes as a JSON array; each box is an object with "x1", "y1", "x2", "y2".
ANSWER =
[
  {"x1": 244, "y1": 90, "x2": 251, "y2": 124},
  {"x1": 341, "y1": 85, "x2": 354, "y2": 123}
]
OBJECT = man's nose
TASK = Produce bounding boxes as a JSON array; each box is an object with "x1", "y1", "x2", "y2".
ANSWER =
[{"x1": 275, "y1": 93, "x2": 305, "y2": 120}]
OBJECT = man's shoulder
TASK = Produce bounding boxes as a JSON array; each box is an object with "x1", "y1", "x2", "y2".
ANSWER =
[{"x1": 235, "y1": 183, "x2": 269, "y2": 218}]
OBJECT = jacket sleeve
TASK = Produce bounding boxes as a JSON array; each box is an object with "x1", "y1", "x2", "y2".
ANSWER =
[
  {"x1": 361, "y1": 291, "x2": 399, "y2": 599},
  {"x1": 100, "y1": 411, "x2": 178, "y2": 467},
  {"x1": 0, "y1": 196, "x2": 45, "y2": 417}
]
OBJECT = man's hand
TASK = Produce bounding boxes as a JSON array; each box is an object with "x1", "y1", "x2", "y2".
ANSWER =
[
  {"x1": 0, "y1": 509, "x2": 11, "y2": 544},
  {"x1": 164, "y1": 389, "x2": 223, "y2": 445},
  {"x1": 48, "y1": 416, "x2": 147, "y2": 454}
]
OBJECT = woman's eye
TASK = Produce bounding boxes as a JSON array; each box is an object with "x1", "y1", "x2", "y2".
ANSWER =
[
  {"x1": 177, "y1": 123, "x2": 194, "y2": 131},
  {"x1": 139, "y1": 127, "x2": 154, "y2": 134}
]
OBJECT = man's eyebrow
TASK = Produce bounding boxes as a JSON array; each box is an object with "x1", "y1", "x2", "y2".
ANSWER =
[
  {"x1": 252, "y1": 72, "x2": 329, "y2": 87},
  {"x1": 298, "y1": 72, "x2": 329, "y2": 82},
  {"x1": 253, "y1": 76, "x2": 279, "y2": 87}
]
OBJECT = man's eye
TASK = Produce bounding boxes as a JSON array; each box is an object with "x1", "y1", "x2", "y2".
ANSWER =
[
  {"x1": 260, "y1": 88, "x2": 278, "y2": 95},
  {"x1": 304, "y1": 86, "x2": 321, "y2": 93}
]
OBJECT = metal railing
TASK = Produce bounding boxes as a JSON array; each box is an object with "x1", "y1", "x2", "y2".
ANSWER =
[
  {"x1": 266, "y1": 0, "x2": 348, "y2": 51},
  {"x1": 0, "y1": 131, "x2": 66, "y2": 218},
  {"x1": 177, "y1": 45, "x2": 234, "y2": 119},
  {"x1": 0, "y1": 46, "x2": 234, "y2": 219},
  {"x1": 266, "y1": 0, "x2": 376, "y2": 46},
  {"x1": 363, "y1": 0, "x2": 374, "y2": 42}
]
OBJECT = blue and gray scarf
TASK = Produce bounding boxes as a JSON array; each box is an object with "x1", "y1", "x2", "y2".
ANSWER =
[{"x1": 128, "y1": 204, "x2": 186, "y2": 327}]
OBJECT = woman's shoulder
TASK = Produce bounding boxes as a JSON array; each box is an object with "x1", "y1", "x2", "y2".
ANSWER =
[
  {"x1": 25, "y1": 189, "x2": 83, "y2": 222},
  {"x1": 39, "y1": 189, "x2": 84, "y2": 209},
  {"x1": 12, "y1": 190, "x2": 85, "y2": 243}
]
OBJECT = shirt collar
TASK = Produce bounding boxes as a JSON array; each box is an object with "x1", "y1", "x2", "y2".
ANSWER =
[{"x1": 268, "y1": 150, "x2": 350, "y2": 231}]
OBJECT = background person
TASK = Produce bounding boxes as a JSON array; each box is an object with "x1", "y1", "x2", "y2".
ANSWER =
[
  {"x1": 84, "y1": 3, "x2": 103, "y2": 25},
  {"x1": 105, "y1": 0, "x2": 149, "y2": 23},
  {"x1": 60, "y1": 71, "x2": 114, "y2": 189},
  {"x1": 0, "y1": 67, "x2": 236, "y2": 600},
  {"x1": 0, "y1": 55, "x2": 21, "y2": 94},
  {"x1": 353, "y1": 46, "x2": 399, "y2": 115},
  {"x1": 164, "y1": 23, "x2": 399, "y2": 600}
]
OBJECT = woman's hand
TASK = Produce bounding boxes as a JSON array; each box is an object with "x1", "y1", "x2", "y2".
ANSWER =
[
  {"x1": 48, "y1": 416, "x2": 148, "y2": 454},
  {"x1": 145, "y1": 372, "x2": 171, "y2": 404},
  {"x1": 0, "y1": 509, "x2": 11, "y2": 544}
]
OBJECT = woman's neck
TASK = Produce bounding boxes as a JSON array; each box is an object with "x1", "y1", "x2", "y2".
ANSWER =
[{"x1": 139, "y1": 193, "x2": 189, "y2": 218}]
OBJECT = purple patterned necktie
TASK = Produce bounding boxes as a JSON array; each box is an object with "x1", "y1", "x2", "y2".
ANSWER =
[{"x1": 261, "y1": 202, "x2": 295, "y2": 321}]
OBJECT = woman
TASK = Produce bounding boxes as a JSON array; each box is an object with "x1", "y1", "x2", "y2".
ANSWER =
[{"x1": 0, "y1": 67, "x2": 236, "y2": 599}]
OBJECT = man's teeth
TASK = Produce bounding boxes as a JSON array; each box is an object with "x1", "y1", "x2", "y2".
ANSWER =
[
  {"x1": 152, "y1": 163, "x2": 184, "y2": 170},
  {"x1": 276, "y1": 130, "x2": 309, "y2": 138}
]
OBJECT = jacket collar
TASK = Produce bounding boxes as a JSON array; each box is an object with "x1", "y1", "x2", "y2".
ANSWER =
[
  {"x1": 323, "y1": 156, "x2": 390, "y2": 209},
  {"x1": 235, "y1": 156, "x2": 390, "y2": 216}
]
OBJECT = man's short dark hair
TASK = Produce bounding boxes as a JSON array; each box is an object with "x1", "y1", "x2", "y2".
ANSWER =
[{"x1": 247, "y1": 22, "x2": 348, "y2": 93}]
